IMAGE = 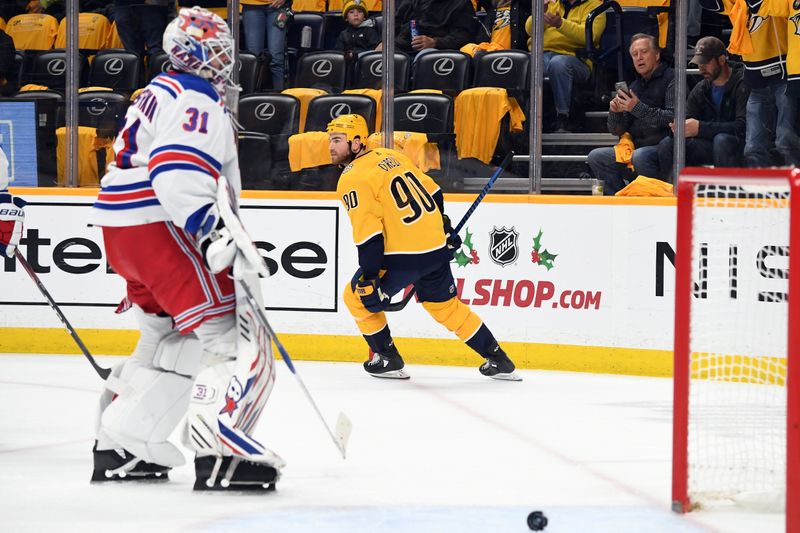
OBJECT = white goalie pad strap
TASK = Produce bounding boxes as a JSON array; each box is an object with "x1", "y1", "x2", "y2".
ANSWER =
[
  {"x1": 152, "y1": 330, "x2": 203, "y2": 377},
  {"x1": 100, "y1": 366, "x2": 193, "y2": 467},
  {"x1": 187, "y1": 281, "x2": 278, "y2": 464}
]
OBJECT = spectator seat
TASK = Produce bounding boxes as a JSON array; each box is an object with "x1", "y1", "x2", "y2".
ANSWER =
[
  {"x1": 352, "y1": 51, "x2": 409, "y2": 91},
  {"x1": 412, "y1": 50, "x2": 471, "y2": 94},
  {"x1": 304, "y1": 93, "x2": 376, "y2": 132},
  {"x1": 146, "y1": 50, "x2": 172, "y2": 82},
  {"x1": 294, "y1": 50, "x2": 347, "y2": 93},
  {"x1": 88, "y1": 49, "x2": 142, "y2": 93}
]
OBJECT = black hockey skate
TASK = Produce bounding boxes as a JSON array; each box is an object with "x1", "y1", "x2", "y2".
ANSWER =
[
  {"x1": 194, "y1": 455, "x2": 280, "y2": 492},
  {"x1": 364, "y1": 341, "x2": 410, "y2": 379},
  {"x1": 479, "y1": 344, "x2": 522, "y2": 381},
  {"x1": 90, "y1": 442, "x2": 171, "y2": 483}
]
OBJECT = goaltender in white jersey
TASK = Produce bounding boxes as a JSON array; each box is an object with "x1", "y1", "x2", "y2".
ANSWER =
[{"x1": 88, "y1": 7, "x2": 282, "y2": 491}]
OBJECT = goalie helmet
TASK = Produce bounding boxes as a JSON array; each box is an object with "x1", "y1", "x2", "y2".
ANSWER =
[
  {"x1": 327, "y1": 114, "x2": 369, "y2": 143},
  {"x1": 162, "y1": 6, "x2": 236, "y2": 98}
]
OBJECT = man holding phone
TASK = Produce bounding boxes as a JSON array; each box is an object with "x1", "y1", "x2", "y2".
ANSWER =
[{"x1": 587, "y1": 33, "x2": 674, "y2": 194}]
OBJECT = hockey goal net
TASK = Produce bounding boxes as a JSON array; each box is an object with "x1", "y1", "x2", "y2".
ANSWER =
[{"x1": 672, "y1": 168, "x2": 800, "y2": 530}]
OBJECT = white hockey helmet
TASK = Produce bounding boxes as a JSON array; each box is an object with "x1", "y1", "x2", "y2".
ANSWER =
[{"x1": 162, "y1": 6, "x2": 236, "y2": 97}]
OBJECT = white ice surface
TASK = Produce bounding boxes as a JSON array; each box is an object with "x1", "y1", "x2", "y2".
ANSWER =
[{"x1": 0, "y1": 354, "x2": 785, "y2": 533}]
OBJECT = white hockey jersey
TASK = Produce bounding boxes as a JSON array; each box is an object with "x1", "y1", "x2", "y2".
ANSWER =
[{"x1": 89, "y1": 72, "x2": 242, "y2": 236}]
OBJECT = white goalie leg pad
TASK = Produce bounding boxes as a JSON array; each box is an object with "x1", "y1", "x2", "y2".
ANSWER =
[
  {"x1": 95, "y1": 306, "x2": 174, "y2": 452},
  {"x1": 187, "y1": 281, "x2": 282, "y2": 468},
  {"x1": 100, "y1": 366, "x2": 192, "y2": 467},
  {"x1": 98, "y1": 309, "x2": 204, "y2": 467}
]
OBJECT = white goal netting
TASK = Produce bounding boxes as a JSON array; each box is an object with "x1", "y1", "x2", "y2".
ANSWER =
[{"x1": 687, "y1": 182, "x2": 789, "y2": 510}]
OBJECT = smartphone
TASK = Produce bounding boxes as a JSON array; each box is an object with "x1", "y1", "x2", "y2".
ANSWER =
[{"x1": 615, "y1": 81, "x2": 630, "y2": 95}]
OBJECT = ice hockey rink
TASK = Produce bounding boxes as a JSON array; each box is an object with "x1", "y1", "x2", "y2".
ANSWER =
[{"x1": 0, "y1": 354, "x2": 785, "y2": 533}]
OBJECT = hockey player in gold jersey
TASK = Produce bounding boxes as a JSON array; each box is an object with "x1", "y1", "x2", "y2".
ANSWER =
[{"x1": 328, "y1": 114, "x2": 520, "y2": 381}]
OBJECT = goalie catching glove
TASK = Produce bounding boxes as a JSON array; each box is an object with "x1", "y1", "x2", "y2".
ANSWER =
[
  {"x1": 355, "y1": 274, "x2": 391, "y2": 313},
  {"x1": 0, "y1": 193, "x2": 26, "y2": 258}
]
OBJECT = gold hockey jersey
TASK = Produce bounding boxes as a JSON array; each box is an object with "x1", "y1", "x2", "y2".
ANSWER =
[
  {"x1": 749, "y1": 0, "x2": 800, "y2": 93},
  {"x1": 704, "y1": 0, "x2": 787, "y2": 87},
  {"x1": 337, "y1": 148, "x2": 449, "y2": 269}
]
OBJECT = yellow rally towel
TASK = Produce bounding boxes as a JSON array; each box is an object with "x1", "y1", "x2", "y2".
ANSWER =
[
  {"x1": 18, "y1": 84, "x2": 49, "y2": 92},
  {"x1": 366, "y1": 131, "x2": 441, "y2": 172},
  {"x1": 460, "y1": 42, "x2": 506, "y2": 58},
  {"x1": 288, "y1": 131, "x2": 332, "y2": 171},
  {"x1": 281, "y1": 88, "x2": 327, "y2": 133},
  {"x1": 613, "y1": 132, "x2": 635, "y2": 169},
  {"x1": 343, "y1": 88, "x2": 381, "y2": 131},
  {"x1": 56, "y1": 126, "x2": 114, "y2": 187},
  {"x1": 6, "y1": 13, "x2": 59, "y2": 50},
  {"x1": 727, "y1": 0, "x2": 755, "y2": 56},
  {"x1": 454, "y1": 87, "x2": 525, "y2": 163},
  {"x1": 54, "y1": 13, "x2": 112, "y2": 50},
  {"x1": 616, "y1": 175, "x2": 674, "y2": 197},
  {"x1": 409, "y1": 89, "x2": 444, "y2": 95}
]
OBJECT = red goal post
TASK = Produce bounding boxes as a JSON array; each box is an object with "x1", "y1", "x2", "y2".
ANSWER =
[{"x1": 672, "y1": 168, "x2": 800, "y2": 530}]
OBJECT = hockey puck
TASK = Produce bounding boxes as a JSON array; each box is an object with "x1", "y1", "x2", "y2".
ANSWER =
[{"x1": 527, "y1": 511, "x2": 548, "y2": 531}]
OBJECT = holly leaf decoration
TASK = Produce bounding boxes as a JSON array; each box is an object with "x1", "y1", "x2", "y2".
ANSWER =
[
  {"x1": 532, "y1": 229, "x2": 543, "y2": 252},
  {"x1": 539, "y1": 249, "x2": 558, "y2": 270},
  {"x1": 454, "y1": 249, "x2": 472, "y2": 267},
  {"x1": 463, "y1": 228, "x2": 474, "y2": 251}
]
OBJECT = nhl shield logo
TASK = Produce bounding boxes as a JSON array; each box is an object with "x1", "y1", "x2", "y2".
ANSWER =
[{"x1": 489, "y1": 226, "x2": 519, "y2": 266}]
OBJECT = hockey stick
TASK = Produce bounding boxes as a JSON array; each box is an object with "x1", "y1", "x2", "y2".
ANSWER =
[
  {"x1": 384, "y1": 151, "x2": 515, "y2": 312},
  {"x1": 15, "y1": 249, "x2": 112, "y2": 380},
  {"x1": 236, "y1": 277, "x2": 352, "y2": 459}
]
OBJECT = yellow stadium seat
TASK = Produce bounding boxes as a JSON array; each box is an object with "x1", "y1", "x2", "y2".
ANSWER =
[
  {"x1": 54, "y1": 13, "x2": 112, "y2": 50},
  {"x1": 5, "y1": 13, "x2": 59, "y2": 50}
]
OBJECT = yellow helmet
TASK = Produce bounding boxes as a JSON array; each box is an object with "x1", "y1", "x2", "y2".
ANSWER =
[{"x1": 327, "y1": 113, "x2": 369, "y2": 143}]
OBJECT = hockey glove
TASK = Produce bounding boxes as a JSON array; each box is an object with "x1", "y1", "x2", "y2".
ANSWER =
[
  {"x1": 195, "y1": 205, "x2": 237, "y2": 274},
  {"x1": 0, "y1": 193, "x2": 26, "y2": 258},
  {"x1": 442, "y1": 214, "x2": 462, "y2": 253},
  {"x1": 355, "y1": 275, "x2": 391, "y2": 313}
]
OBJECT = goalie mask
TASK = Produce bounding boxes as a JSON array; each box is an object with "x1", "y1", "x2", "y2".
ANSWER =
[{"x1": 162, "y1": 7, "x2": 238, "y2": 100}]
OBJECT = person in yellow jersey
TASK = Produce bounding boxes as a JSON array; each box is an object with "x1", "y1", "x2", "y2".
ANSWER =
[{"x1": 328, "y1": 114, "x2": 521, "y2": 381}]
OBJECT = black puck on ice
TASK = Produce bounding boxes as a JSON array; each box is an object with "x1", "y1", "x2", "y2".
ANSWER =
[{"x1": 527, "y1": 510, "x2": 548, "y2": 531}]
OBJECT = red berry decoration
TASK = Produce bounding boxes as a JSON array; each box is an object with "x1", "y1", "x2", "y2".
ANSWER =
[{"x1": 531, "y1": 250, "x2": 540, "y2": 263}]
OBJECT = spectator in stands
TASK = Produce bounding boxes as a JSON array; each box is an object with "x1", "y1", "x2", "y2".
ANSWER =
[
  {"x1": 587, "y1": 33, "x2": 674, "y2": 195},
  {"x1": 656, "y1": 37, "x2": 749, "y2": 176},
  {"x1": 335, "y1": 0, "x2": 380, "y2": 58},
  {"x1": 461, "y1": 0, "x2": 512, "y2": 57},
  {"x1": 383, "y1": 0, "x2": 476, "y2": 57},
  {"x1": 703, "y1": 0, "x2": 800, "y2": 167},
  {"x1": 0, "y1": 28, "x2": 15, "y2": 96},
  {"x1": 242, "y1": 0, "x2": 291, "y2": 91},
  {"x1": 527, "y1": 0, "x2": 606, "y2": 133},
  {"x1": 113, "y1": 0, "x2": 170, "y2": 60},
  {"x1": 474, "y1": 0, "x2": 531, "y2": 52}
]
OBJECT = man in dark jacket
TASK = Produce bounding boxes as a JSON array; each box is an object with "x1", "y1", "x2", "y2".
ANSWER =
[
  {"x1": 587, "y1": 33, "x2": 674, "y2": 195},
  {"x1": 386, "y1": 0, "x2": 477, "y2": 55},
  {"x1": 657, "y1": 36, "x2": 749, "y2": 177}
]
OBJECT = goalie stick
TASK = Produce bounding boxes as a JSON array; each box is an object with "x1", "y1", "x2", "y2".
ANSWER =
[
  {"x1": 385, "y1": 151, "x2": 514, "y2": 312},
  {"x1": 216, "y1": 177, "x2": 353, "y2": 459},
  {"x1": 15, "y1": 249, "x2": 116, "y2": 382}
]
